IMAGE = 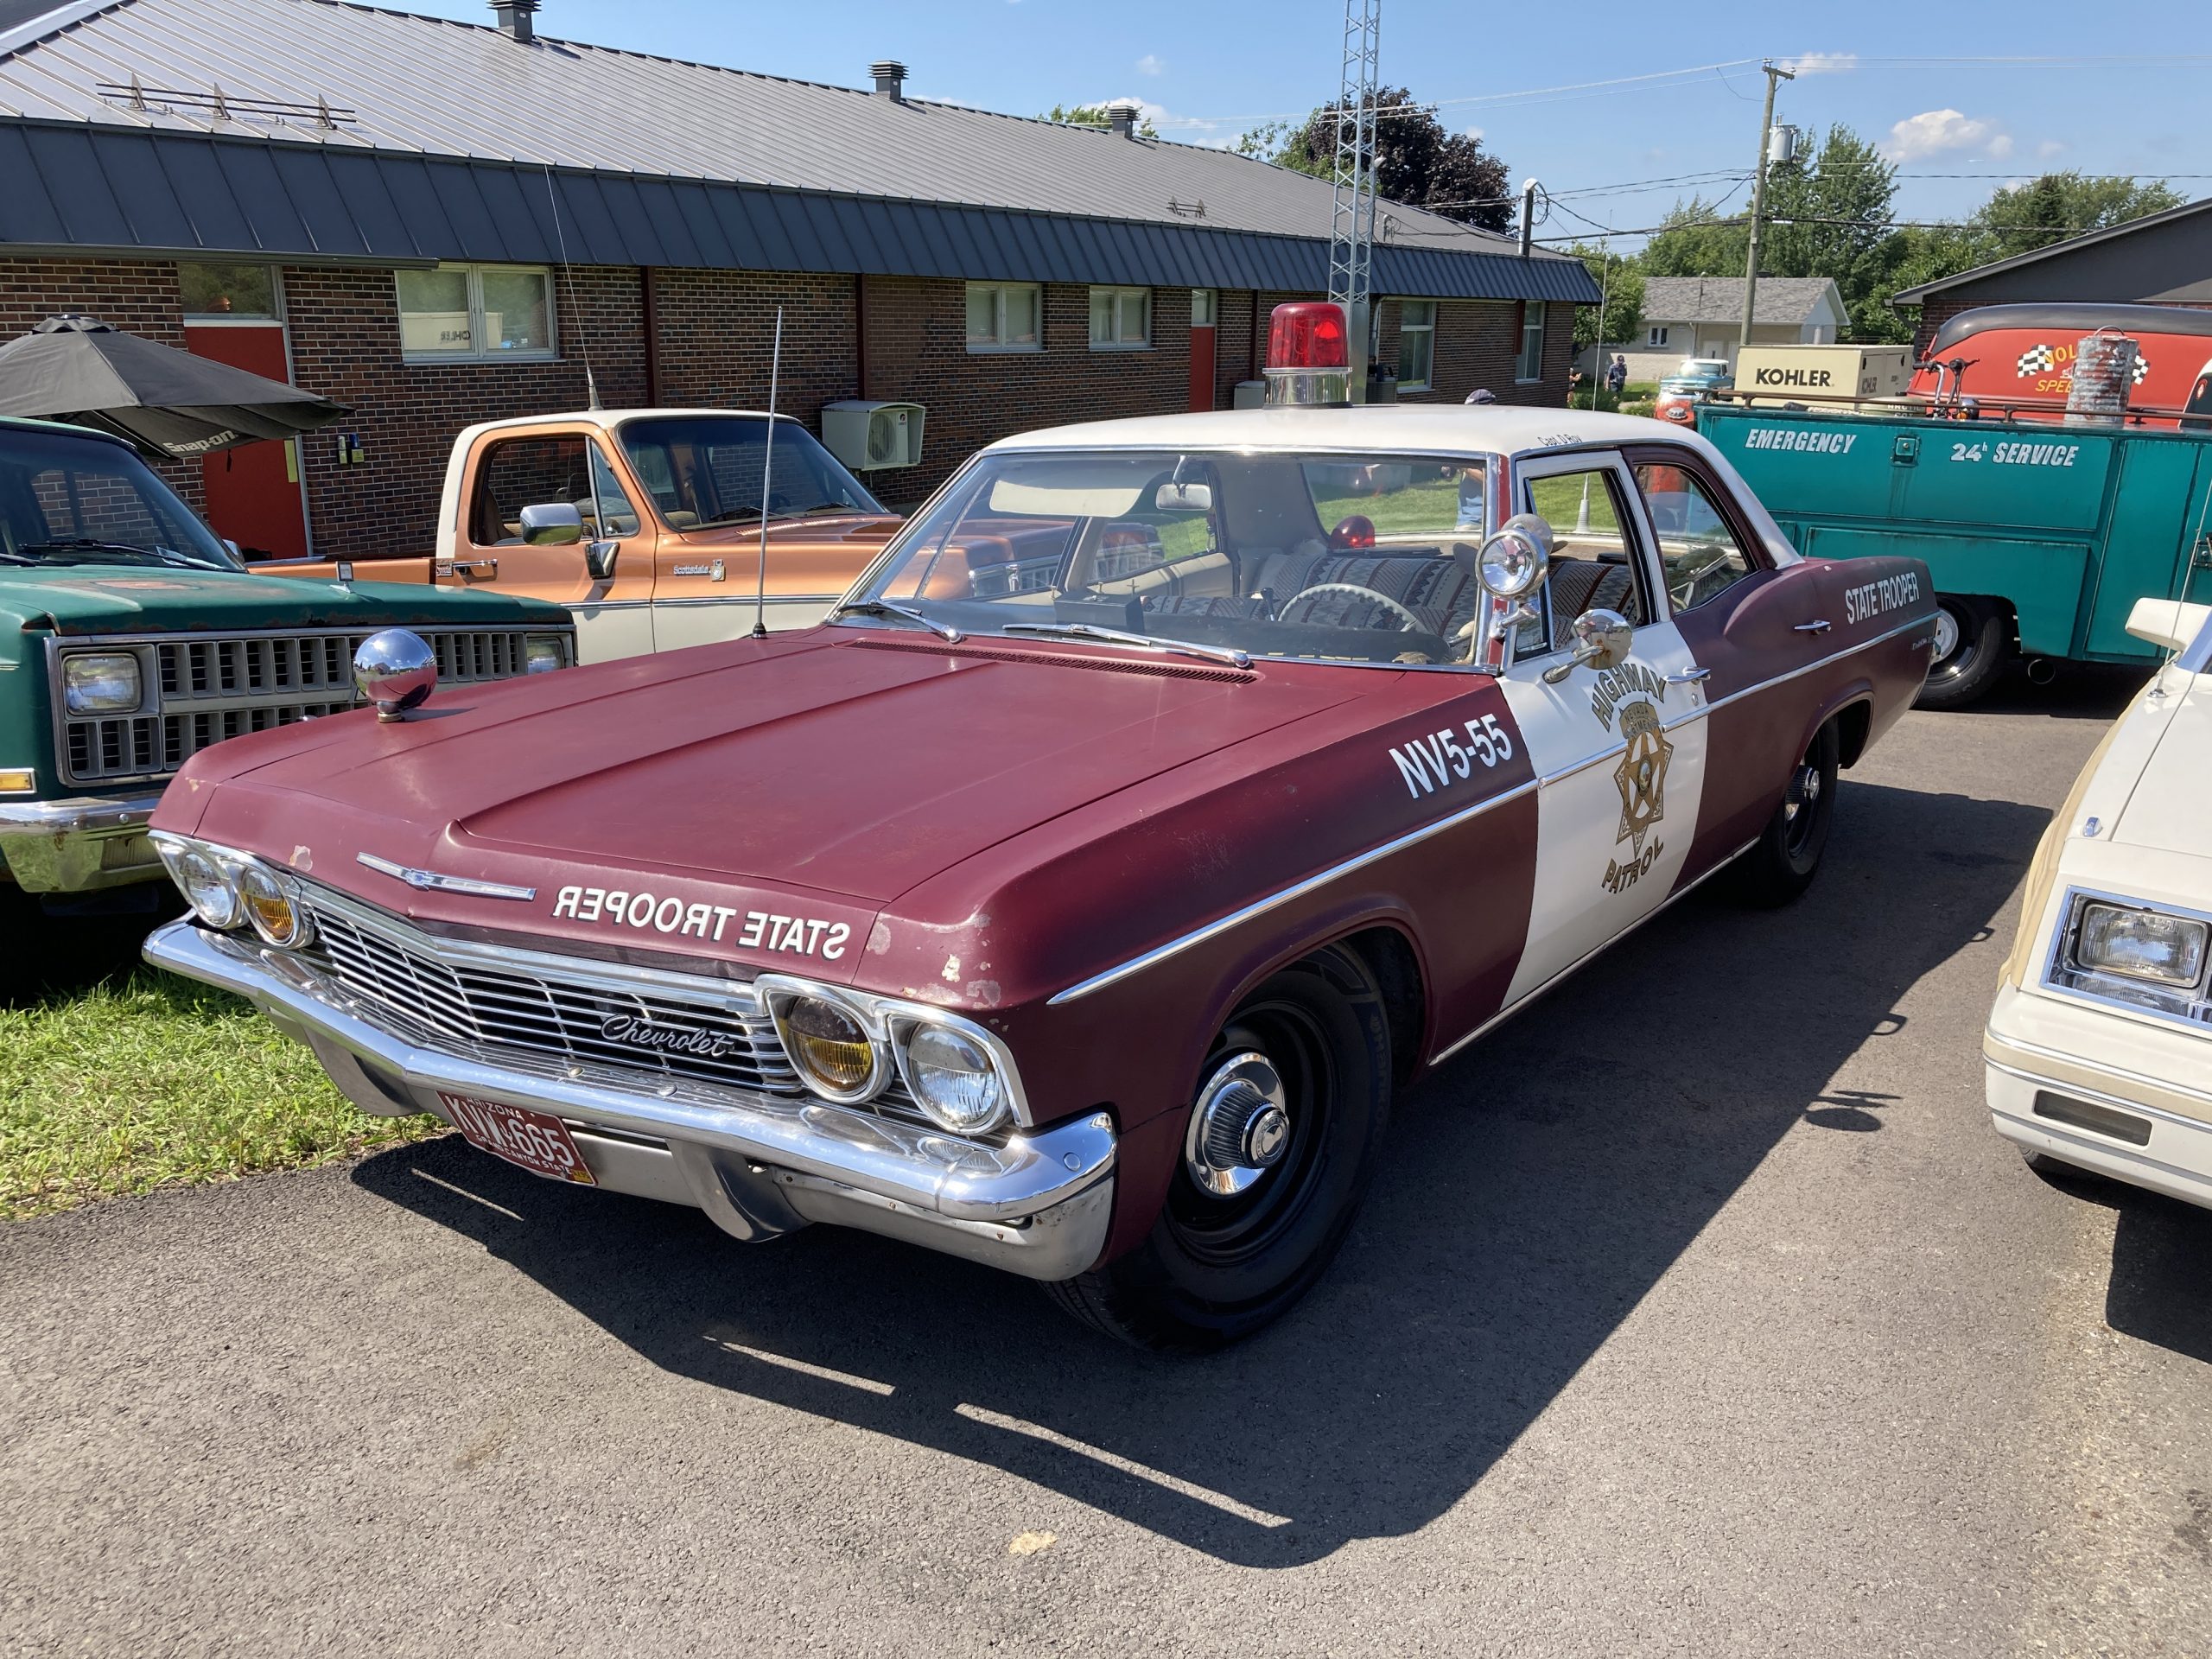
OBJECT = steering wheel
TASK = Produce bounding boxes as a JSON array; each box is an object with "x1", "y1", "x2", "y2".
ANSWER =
[{"x1": 1284, "y1": 582, "x2": 1426, "y2": 632}]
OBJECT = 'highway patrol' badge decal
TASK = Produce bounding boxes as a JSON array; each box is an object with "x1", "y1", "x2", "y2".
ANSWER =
[{"x1": 1604, "y1": 700, "x2": 1670, "y2": 894}]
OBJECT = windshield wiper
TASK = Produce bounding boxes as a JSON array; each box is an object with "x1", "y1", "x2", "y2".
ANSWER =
[
  {"x1": 1002, "y1": 621, "x2": 1251, "y2": 669},
  {"x1": 830, "y1": 598, "x2": 963, "y2": 642},
  {"x1": 14, "y1": 539, "x2": 223, "y2": 571}
]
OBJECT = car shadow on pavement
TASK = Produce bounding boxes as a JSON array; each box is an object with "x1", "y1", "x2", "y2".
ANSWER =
[
  {"x1": 2035, "y1": 1169, "x2": 2212, "y2": 1366},
  {"x1": 354, "y1": 779, "x2": 2050, "y2": 1567}
]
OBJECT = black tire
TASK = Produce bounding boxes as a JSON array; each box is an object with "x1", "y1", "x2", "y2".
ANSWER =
[
  {"x1": 1916, "y1": 598, "x2": 2009, "y2": 709},
  {"x1": 1736, "y1": 721, "x2": 1840, "y2": 908},
  {"x1": 1045, "y1": 944, "x2": 1393, "y2": 1352}
]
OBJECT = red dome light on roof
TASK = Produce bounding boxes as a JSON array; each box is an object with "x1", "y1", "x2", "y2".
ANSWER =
[{"x1": 1268, "y1": 302, "x2": 1350, "y2": 371}]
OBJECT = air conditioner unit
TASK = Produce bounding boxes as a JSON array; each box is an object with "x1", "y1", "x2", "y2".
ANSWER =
[{"x1": 822, "y1": 400, "x2": 925, "y2": 471}]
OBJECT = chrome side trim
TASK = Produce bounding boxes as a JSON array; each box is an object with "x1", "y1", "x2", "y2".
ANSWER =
[
  {"x1": 647, "y1": 594, "x2": 842, "y2": 609},
  {"x1": 1427, "y1": 837, "x2": 1758, "y2": 1065},
  {"x1": 356, "y1": 850, "x2": 537, "y2": 901},
  {"x1": 1047, "y1": 777, "x2": 1540, "y2": 1005},
  {"x1": 1986, "y1": 1057, "x2": 2212, "y2": 1130},
  {"x1": 1690, "y1": 611, "x2": 1931, "y2": 725}
]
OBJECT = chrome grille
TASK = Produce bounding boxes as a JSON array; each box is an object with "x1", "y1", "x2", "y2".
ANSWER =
[
  {"x1": 296, "y1": 894, "x2": 801, "y2": 1098},
  {"x1": 56, "y1": 627, "x2": 547, "y2": 786}
]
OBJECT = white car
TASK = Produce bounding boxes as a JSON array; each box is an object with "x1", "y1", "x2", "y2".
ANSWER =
[{"x1": 1986, "y1": 596, "x2": 2212, "y2": 1204}]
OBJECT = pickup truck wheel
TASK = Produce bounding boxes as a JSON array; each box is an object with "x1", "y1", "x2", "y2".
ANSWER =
[
  {"x1": 1735, "y1": 721, "x2": 1840, "y2": 908},
  {"x1": 1916, "y1": 599, "x2": 2008, "y2": 709},
  {"x1": 1044, "y1": 944, "x2": 1392, "y2": 1352}
]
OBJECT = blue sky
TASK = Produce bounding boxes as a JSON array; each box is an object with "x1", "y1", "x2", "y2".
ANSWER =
[{"x1": 408, "y1": 0, "x2": 2209, "y2": 241}]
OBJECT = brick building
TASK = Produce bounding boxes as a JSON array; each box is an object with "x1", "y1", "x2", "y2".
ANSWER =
[
  {"x1": 0, "y1": 0, "x2": 1596, "y2": 560},
  {"x1": 1893, "y1": 195, "x2": 2212, "y2": 355}
]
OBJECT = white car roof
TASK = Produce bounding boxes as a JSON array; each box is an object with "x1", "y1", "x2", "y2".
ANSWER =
[{"x1": 983, "y1": 404, "x2": 1682, "y2": 459}]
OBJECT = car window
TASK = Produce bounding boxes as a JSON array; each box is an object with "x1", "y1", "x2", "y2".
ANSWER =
[
  {"x1": 0, "y1": 427, "x2": 236, "y2": 570},
  {"x1": 1634, "y1": 462, "x2": 1760, "y2": 612},
  {"x1": 1520, "y1": 466, "x2": 1647, "y2": 655},
  {"x1": 588, "y1": 442, "x2": 641, "y2": 538},
  {"x1": 470, "y1": 435, "x2": 590, "y2": 546},
  {"x1": 616, "y1": 416, "x2": 884, "y2": 530}
]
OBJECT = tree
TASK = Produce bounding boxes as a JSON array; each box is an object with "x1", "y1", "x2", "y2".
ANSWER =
[
  {"x1": 1270, "y1": 86, "x2": 1513, "y2": 232},
  {"x1": 1566, "y1": 242, "x2": 1643, "y2": 354},
  {"x1": 1038, "y1": 102, "x2": 1159, "y2": 139},
  {"x1": 1638, "y1": 195, "x2": 1748, "y2": 278},
  {"x1": 1967, "y1": 172, "x2": 2185, "y2": 261}
]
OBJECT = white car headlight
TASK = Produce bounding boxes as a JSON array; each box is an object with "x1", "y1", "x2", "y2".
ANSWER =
[
  {"x1": 899, "y1": 1022, "x2": 1009, "y2": 1135},
  {"x1": 2075, "y1": 901, "x2": 2209, "y2": 987},
  {"x1": 63, "y1": 652, "x2": 142, "y2": 714},
  {"x1": 154, "y1": 836, "x2": 244, "y2": 931},
  {"x1": 524, "y1": 634, "x2": 568, "y2": 675}
]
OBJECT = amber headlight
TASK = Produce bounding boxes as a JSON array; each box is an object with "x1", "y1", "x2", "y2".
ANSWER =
[
  {"x1": 237, "y1": 862, "x2": 312, "y2": 948},
  {"x1": 898, "y1": 1023, "x2": 1008, "y2": 1135},
  {"x1": 62, "y1": 652, "x2": 142, "y2": 714},
  {"x1": 770, "y1": 991, "x2": 882, "y2": 1102},
  {"x1": 155, "y1": 837, "x2": 245, "y2": 931},
  {"x1": 2075, "y1": 901, "x2": 2209, "y2": 988}
]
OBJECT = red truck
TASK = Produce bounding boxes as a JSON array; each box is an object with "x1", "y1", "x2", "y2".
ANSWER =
[
  {"x1": 143, "y1": 338, "x2": 1933, "y2": 1350},
  {"x1": 1910, "y1": 303, "x2": 2212, "y2": 424}
]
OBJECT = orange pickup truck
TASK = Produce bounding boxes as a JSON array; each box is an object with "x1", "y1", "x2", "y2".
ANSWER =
[{"x1": 280, "y1": 410, "x2": 903, "y2": 662}]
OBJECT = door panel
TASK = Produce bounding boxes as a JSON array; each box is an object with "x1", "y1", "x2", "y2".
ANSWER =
[
  {"x1": 1189, "y1": 324, "x2": 1217, "y2": 412},
  {"x1": 184, "y1": 322, "x2": 309, "y2": 560}
]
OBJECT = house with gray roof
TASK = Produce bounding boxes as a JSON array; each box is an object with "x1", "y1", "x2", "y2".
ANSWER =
[
  {"x1": 0, "y1": 0, "x2": 1597, "y2": 556},
  {"x1": 1594, "y1": 276, "x2": 1846, "y2": 384}
]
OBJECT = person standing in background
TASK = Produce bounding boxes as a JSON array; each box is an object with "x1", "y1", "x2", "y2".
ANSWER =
[{"x1": 1605, "y1": 353, "x2": 1628, "y2": 396}]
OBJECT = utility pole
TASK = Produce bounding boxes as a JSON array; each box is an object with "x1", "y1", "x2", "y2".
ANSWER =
[{"x1": 1738, "y1": 58, "x2": 1795, "y2": 355}]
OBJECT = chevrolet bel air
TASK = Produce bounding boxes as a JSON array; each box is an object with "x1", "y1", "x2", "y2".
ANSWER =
[{"x1": 143, "y1": 393, "x2": 1935, "y2": 1350}]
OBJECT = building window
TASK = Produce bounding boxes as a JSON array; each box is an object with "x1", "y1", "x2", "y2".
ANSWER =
[
  {"x1": 1089, "y1": 286, "x2": 1151, "y2": 350},
  {"x1": 1191, "y1": 289, "x2": 1216, "y2": 327},
  {"x1": 1516, "y1": 303, "x2": 1546, "y2": 384},
  {"x1": 966, "y1": 283, "x2": 1041, "y2": 353},
  {"x1": 181, "y1": 263, "x2": 279, "y2": 321},
  {"x1": 1646, "y1": 325, "x2": 1669, "y2": 349},
  {"x1": 1397, "y1": 299, "x2": 1436, "y2": 390},
  {"x1": 396, "y1": 264, "x2": 556, "y2": 362}
]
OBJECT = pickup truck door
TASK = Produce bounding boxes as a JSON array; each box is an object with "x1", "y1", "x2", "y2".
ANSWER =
[
  {"x1": 1492, "y1": 449, "x2": 1712, "y2": 1004},
  {"x1": 1624, "y1": 444, "x2": 1827, "y2": 875},
  {"x1": 447, "y1": 428, "x2": 654, "y2": 664}
]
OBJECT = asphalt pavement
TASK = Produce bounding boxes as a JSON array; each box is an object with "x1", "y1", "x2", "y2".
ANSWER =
[{"x1": 5, "y1": 666, "x2": 2209, "y2": 1656}]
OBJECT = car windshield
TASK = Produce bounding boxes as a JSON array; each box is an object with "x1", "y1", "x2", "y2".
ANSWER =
[
  {"x1": 847, "y1": 448, "x2": 1498, "y2": 667},
  {"x1": 0, "y1": 425, "x2": 241, "y2": 572},
  {"x1": 618, "y1": 416, "x2": 885, "y2": 531}
]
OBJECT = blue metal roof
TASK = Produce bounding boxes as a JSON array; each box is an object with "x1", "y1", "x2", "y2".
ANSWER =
[{"x1": 0, "y1": 119, "x2": 1600, "y2": 304}]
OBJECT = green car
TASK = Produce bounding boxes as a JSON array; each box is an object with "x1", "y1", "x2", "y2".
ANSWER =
[{"x1": 0, "y1": 416, "x2": 574, "y2": 913}]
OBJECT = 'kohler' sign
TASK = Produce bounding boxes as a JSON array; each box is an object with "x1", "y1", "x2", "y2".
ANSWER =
[{"x1": 1753, "y1": 366, "x2": 1835, "y2": 388}]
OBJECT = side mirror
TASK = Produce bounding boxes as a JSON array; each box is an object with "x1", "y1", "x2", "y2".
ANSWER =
[
  {"x1": 584, "y1": 539, "x2": 620, "y2": 582},
  {"x1": 1472, "y1": 512, "x2": 1554, "y2": 599},
  {"x1": 519, "y1": 502, "x2": 584, "y2": 546},
  {"x1": 353, "y1": 628, "x2": 438, "y2": 722},
  {"x1": 1542, "y1": 607, "x2": 1634, "y2": 684}
]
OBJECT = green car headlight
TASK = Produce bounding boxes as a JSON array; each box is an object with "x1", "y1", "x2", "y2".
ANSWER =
[
  {"x1": 524, "y1": 634, "x2": 568, "y2": 675},
  {"x1": 62, "y1": 652, "x2": 143, "y2": 715},
  {"x1": 2075, "y1": 901, "x2": 2209, "y2": 988}
]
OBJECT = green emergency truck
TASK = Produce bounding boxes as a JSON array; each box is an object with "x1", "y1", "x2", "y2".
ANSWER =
[
  {"x1": 1701, "y1": 400, "x2": 2212, "y2": 707},
  {"x1": 0, "y1": 416, "x2": 575, "y2": 937}
]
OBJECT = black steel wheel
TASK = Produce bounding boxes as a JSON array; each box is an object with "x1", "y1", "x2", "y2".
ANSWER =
[
  {"x1": 1045, "y1": 944, "x2": 1392, "y2": 1352},
  {"x1": 1916, "y1": 597, "x2": 2009, "y2": 709},
  {"x1": 1735, "y1": 720, "x2": 1840, "y2": 908}
]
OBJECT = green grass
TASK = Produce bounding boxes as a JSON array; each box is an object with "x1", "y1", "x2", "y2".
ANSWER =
[
  {"x1": 1312, "y1": 474, "x2": 1470, "y2": 538},
  {"x1": 0, "y1": 969, "x2": 442, "y2": 1222}
]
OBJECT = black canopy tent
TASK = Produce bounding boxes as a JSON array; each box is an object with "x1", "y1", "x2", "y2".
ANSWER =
[{"x1": 0, "y1": 315, "x2": 347, "y2": 457}]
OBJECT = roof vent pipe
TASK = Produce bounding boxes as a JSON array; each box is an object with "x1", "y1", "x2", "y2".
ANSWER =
[
  {"x1": 490, "y1": 1, "x2": 539, "y2": 43},
  {"x1": 871, "y1": 60, "x2": 907, "y2": 102},
  {"x1": 1106, "y1": 100, "x2": 1141, "y2": 139}
]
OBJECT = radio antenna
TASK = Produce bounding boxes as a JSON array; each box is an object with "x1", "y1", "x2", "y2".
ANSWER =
[
  {"x1": 751, "y1": 306, "x2": 785, "y2": 639},
  {"x1": 542, "y1": 163, "x2": 601, "y2": 410}
]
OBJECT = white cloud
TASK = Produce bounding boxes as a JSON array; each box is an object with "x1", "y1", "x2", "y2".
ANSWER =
[
  {"x1": 1781, "y1": 51, "x2": 1857, "y2": 76},
  {"x1": 1135, "y1": 53, "x2": 1163, "y2": 75},
  {"x1": 2037, "y1": 138, "x2": 2066, "y2": 158},
  {"x1": 1463, "y1": 124, "x2": 1484, "y2": 141},
  {"x1": 1080, "y1": 97, "x2": 1225, "y2": 143},
  {"x1": 1883, "y1": 108, "x2": 2012, "y2": 162}
]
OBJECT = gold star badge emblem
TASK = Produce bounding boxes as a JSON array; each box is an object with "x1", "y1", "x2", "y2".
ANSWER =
[{"x1": 1613, "y1": 699, "x2": 1671, "y2": 855}]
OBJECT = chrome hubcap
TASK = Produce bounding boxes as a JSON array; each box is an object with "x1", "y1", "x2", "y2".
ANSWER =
[
  {"x1": 1185, "y1": 1052, "x2": 1291, "y2": 1198},
  {"x1": 1931, "y1": 606, "x2": 1961, "y2": 664},
  {"x1": 1784, "y1": 762, "x2": 1821, "y2": 821}
]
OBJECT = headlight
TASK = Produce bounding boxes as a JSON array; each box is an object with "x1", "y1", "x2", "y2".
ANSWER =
[
  {"x1": 155, "y1": 836, "x2": 243, "y2": 931},
  {"x1": 62, "y1": 652, "x2": 142, "y2": 715},
  {"x1": 771, "y1": 992, "x2": 882, "y2": 1102},
  {"x1": 524, "y1": 634, "x2": 567, "y2": 675},
  {"x1": 237, "y1": 861, "x2": 312, "y2": 948},
  {"x1": 2075, "y1": 901, "x2": 2209, "y2": 987},
  {"x1": 899, "y1": 1022, "x2": 1009, "y2": 1135}
]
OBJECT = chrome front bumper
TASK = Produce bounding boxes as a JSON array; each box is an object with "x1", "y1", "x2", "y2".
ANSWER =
[
  {"x1": 0, "y1": 790, "x2": 167, "y2": 892},
  {"x1": 144, "y1": 919, "x2": 1116, "y2": 1281}
]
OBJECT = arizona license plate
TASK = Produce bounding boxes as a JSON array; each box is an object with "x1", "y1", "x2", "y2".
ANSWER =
[{"x1": 439, "y1": 1091, "x2": 596, "y2": 1185}]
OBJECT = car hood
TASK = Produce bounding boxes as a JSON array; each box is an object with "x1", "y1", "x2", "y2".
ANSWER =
[
  {"x1": 0, "y1": 563, "x2": 569, "y2": 633},
  {"x1": 171, "y1": 629, "x2": 1367, "y2": 908},
  {"x1": 2109, "y1": 671, "x2": 2212, "y2": 857}
]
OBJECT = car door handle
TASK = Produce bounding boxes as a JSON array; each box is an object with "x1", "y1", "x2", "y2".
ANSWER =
[
  {"x1": 451, "y1": 558, "x2": 499, "y2": 578},
  {"x1": 1793, "y1": 619, "x2": 1831, "y2": 633},
  {"x1": 1664, "y1": 667, "x2": 1711, "y2": 683}
]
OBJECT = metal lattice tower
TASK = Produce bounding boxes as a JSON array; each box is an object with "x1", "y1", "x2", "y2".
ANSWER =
[{"x1": 1326, "y1": 0, "x2": 1381, "y2": 311}]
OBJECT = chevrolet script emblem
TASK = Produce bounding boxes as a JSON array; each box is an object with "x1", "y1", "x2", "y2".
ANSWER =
[
  {"x1": 356, "y1": 851, "x2": 537, "y2": 901},
  {"x1": 600, "y1": 1013, "x2": 743, "y2": 1060}
]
